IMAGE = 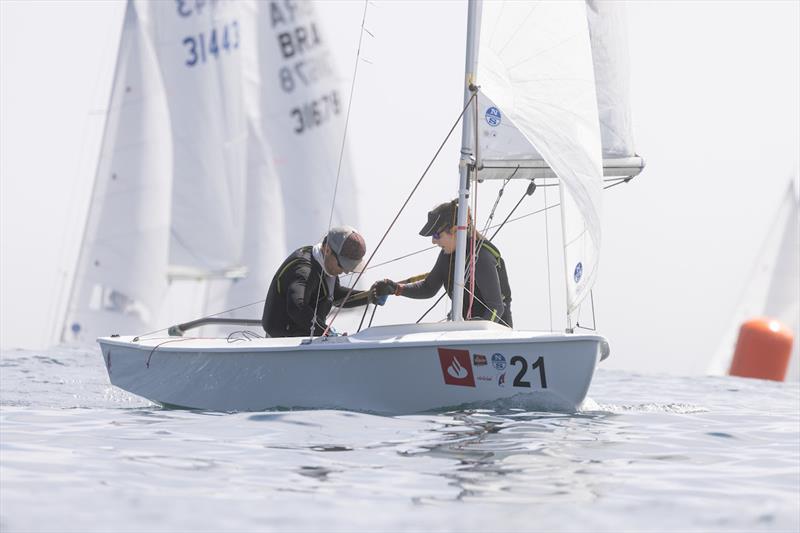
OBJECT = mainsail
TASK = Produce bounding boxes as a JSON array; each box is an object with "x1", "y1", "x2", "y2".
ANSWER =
[
  {"x1": 473, "y1": 0, "x2": 613, "y2": 319},
  {"x1": 63, "y1": 0, "x2": 359, "y2": 341}
]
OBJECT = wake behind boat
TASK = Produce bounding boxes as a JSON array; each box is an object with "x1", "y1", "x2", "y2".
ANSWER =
[{"x1": 98, "y1": 321, "x2": 608, "y2": 413}]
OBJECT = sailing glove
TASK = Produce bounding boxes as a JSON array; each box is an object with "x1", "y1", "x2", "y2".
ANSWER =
[{"x1": 371, "y1": 279, "x2": 398, "y2": 297}]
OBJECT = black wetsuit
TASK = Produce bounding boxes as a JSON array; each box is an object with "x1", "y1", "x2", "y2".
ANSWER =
[
  {"x1": 401, "y1": 239, "x2": 513, "y2": 326},
  {"x1": 261, "y1": 246, "x2": 363, "y2": 337}
]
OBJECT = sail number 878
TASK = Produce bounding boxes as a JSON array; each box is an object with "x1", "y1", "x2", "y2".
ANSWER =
[{"x1": 510, "y1": 355, "x2": 547, "y2": 388}]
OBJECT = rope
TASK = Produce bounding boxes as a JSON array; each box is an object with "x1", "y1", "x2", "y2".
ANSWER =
[
  {"x1": 467, "y1": 169, "x2": 478, "y2": 318},
  {"x1": 132, "y1": 298, "x2": 265, "y2": 341},
  {"x1": 460, "y1": 285, "x2": 512, "y2": 329},
  {"x1": 144, "y1": 338, "x2": 193, "y2": 368},
  {"x1": 357, "y1": 302, "x2": 371, "y2": 332},
  {"x1": 368, "y1": 304, "x2": 378, "y2": 328},
  {"x1": 481, "y1": 171, "x2": 516, "y2": 237},
  {"x1": 416, "y1": 292, "x2": 447, "y2": 323},
  {"x1": 309, "y1": 269, "x2": 327, "y2": 340},
  {"x1": 543, "y1": 176, "x2": 554, "y2": 332},
  {"x1": 326, "y1": 0, "x2": 371, "y2": 232},
  {"x1": 575, "y1": 289, "x2": 597, "y2": 331},
  {"x1": 322, "y1": 92, "x2": 478, "y2": 336},
  {"x1": 489, "y1": 178, "x2": 536, "y2": 241}
]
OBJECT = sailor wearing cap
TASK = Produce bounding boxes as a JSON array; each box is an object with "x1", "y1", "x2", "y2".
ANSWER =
[
  {"x1": 262, "y1": 226, "x2": 368, "y2": 337},
  {"x1": 371, "y1": 200, "x2": 513, "y2": 326}
]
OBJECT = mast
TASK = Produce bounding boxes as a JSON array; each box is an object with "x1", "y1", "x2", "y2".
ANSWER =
[{"x1": 452, "y1": 0, "x2": 482, "y2": 322}]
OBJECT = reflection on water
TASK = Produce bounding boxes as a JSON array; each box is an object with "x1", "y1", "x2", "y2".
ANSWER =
[{"x1": 0, "y1": 347, "x2": 798, "y2": 532}]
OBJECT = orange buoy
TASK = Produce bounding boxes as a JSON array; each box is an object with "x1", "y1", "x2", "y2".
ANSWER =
[{"x1": 729, "y1": 318, "x2": 794, "y2": 381}]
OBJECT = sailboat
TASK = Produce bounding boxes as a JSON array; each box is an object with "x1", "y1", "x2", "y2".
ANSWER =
[
  {"x1": 707, "y1": 178, "x2": 800, "y2": 381},
  {"x1": 59, "y1": 0, "x2": 360, "y2": 344},
  {"x1": 97, "y1": 0, "x2": 643, "y2": 414}
]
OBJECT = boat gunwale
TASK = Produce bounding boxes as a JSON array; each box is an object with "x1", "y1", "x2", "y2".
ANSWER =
[{"x1": 97, "y1": 331, "x2": 608, "y2": 354}]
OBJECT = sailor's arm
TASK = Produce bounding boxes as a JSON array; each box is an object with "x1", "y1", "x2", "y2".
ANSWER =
[
  {"x1": 285, "y1": 267, "x2": 325, "y2": 335},
  {"x1": 394, "y1": 253, "x2": 448, "y2": 299}
]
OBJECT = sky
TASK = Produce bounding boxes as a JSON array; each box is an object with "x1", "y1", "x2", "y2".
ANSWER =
[{"x1": 1, "y1": 0, "x2": 798, "y2": 376}]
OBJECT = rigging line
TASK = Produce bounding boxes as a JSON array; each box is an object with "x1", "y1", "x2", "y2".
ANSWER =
[
  {"x1": 416, "y1": 292, "x2": 447, "y2": 323},
  {"x1": 323, "y1": 92, "x2": 478, "y2": 335},
  {"x1": 460, "y1": 285, "x2": 512, "y2": 329},
  {"x1": 362, "y1": 177, "x2": 632, "y2": 277},
  {"x1": 468, "y1": 167, "x2": 478, "y2": 318},
  {"x1": 132, "y1": 298, "x2": 266, "y2": 341},
  {"x1": 489, "y1": 178, "x2": 536, "y2": 241},
  {"x1": 497, "y1": 178, "x2": 631, "y2": 227},
  {"x1": 467, "y1": 92, "x2": 481, "y2": 319},
  {"x1": 543, "y1": 177, "x2": 554, "y2": 332},
  {"x1": 309, "y1": 269, "x2": 326, "y2": 340},
  {"x1": 575, "y1": 289, "x2": 597, "y2": 331},
  {"x1": 145, "y1": 338, "x2": 193, "y2": 368},
  {"x1": 367, "y1": 245, "x2": 439, "y2": 270},
  {"x1": 480, "y1": 171, "x2": 516, "y2": 236},
  {"x1": 326, "y1": 0, "x2": 371, "y2": 232},
  {"x1": 368, "y1": 304, "x2": 378, "y2": 328},
  {"x1": 357, "y1": 302, "x2": 371, "y2": 333}
]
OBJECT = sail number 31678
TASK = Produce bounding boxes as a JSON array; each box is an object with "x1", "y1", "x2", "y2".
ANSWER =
[
  {"x1": 510, "y1": 355, "x2": 548, "y2": 388},
  {"x1": 290, "y1": 91, "x2": 340, "y2": 134}
]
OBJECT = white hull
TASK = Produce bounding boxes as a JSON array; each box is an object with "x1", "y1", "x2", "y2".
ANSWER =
[{"x1": 97, "y1": 322, "x2": 608, "y2": 414}]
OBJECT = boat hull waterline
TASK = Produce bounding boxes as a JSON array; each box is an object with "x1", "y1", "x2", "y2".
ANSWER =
[{"x1": 97, "y1": 322, "x2": 608, "y2": 414}]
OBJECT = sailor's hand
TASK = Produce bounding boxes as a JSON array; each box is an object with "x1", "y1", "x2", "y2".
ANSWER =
[
  {"x1": 368, "y1": 286, "x2": 389, "y2": 305},
  {"x1": 371, "y1": 279, "x2": 397, "y2": 297}
]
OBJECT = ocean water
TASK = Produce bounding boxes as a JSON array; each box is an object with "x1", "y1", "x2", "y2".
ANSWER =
[{"x1": 1, "y1": 346, "x2": 798, "y2": 533}]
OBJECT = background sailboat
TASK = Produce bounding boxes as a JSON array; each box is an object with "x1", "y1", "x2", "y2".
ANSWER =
[
  {"x1": 59, "y1": 0, "x2": 361, "y2": 343},
  {"x1": 708, "y1": 178, "x2": 800, "y2": 381}
]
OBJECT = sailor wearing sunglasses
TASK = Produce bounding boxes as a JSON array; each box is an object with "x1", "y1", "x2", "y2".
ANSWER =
[
  {"x1": 262, "y1": 226, "x2": 369, "y2": 338},
  {"x1": 371, "y1": 200, "x2": 513, "y2": 327}
]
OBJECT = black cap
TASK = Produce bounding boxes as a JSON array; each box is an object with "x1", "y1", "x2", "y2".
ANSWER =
[{"x1": 419, "y1": 200, "x2": 458, "y2": 237}]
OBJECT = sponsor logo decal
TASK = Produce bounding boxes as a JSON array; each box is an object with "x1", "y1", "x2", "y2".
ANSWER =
[
  {"x1": 485, "y1": 106, "x2": 501, "y2": 127},
  {"x1": 498, "y1": 372, "x2": 506, "y2": 387},
  {"x1": 438, "y1": 348, "x2": 476, "y2": 387},
  {"x1": 473, "y1": 354, "x2": 488, "y2": 366},
  {"x1": 574, "y1": 261, "x2": 583, "y2": 283},
  {"x1": 491, "y1": 353, "x2": 507, "y2": 371}
]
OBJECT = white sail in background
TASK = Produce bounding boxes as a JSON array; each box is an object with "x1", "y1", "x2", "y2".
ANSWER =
[
  {"x1": 708, "y1": 180, "x2": 800, "y2": 380},
  {"x1": 146, "y1": 1, "x2": 249, "y2": 273},
  {"x1": 250, "y1": 0, "x2": 359, "y2": 248},
  {"x1": 586, "y1": 0, "x2": 636, "y2": 160},
  {"x1": 63, "y1": 1, "x2": 173, "y2": 343},
  {"x1": 476, "y1": 0, "x2": 603, "y2": 317},
  {"x1": 63, "y1": 0, "x2": 360, "y2": 340},
  {"x1": 222, "y1": 0, "x2": 360, "y2": 317}
]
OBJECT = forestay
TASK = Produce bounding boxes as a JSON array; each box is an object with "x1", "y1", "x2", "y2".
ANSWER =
[{"x1": 475, "y1": 0, "x2": 603, "y2": 318}]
